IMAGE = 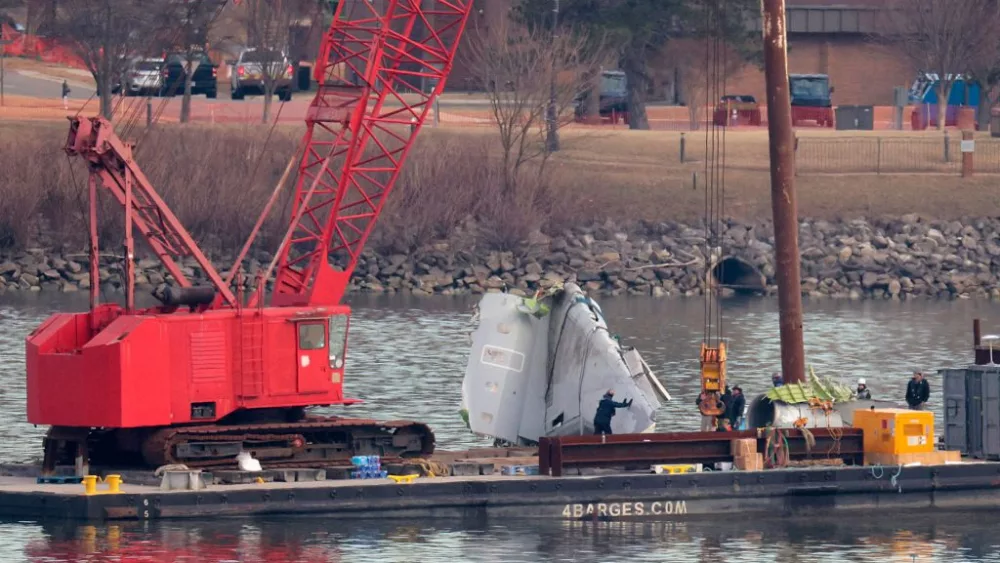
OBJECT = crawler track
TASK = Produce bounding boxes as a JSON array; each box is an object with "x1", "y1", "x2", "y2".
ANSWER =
[{"x1": 139, "y1": 416, "x2": 435, "y2": 469}]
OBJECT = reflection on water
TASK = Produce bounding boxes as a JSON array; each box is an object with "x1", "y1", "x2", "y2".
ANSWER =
[
  {"x1": 5, "y1": 513, "x2": 1000, "y2": 563},
  {"x1": 2, "y1": 293, "x2": 1000, "y2": 561}
]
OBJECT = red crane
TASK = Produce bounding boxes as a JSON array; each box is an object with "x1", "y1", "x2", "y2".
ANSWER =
[{"x1": 26, "y1": 0, "x2": 473, "y2": 473}]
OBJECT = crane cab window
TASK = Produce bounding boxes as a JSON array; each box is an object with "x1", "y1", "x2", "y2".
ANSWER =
[
  {"x1": 329, "y1": 314, "x2": 349, "y2": 369},
  {"x1": 298, "y1": 323, "x2": 326, "y2": 350}
]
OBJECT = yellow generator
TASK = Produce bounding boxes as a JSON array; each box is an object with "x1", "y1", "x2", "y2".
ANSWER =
[{"x1": 854, "y1": 408, "x2": 934, "y2": 455}]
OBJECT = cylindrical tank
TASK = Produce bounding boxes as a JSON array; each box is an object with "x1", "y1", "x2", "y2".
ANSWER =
[{"x1": 154, "y1": 285, "x2": 217, "y2": 307}]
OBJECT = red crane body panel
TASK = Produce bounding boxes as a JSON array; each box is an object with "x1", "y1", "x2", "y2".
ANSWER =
[{"x1": 26, "y1": 305, "x2": 354, "y2": 428}]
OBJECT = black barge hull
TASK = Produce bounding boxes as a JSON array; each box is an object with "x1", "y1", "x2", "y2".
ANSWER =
[{"x1": 3, "y1": 462, "x2": 1000, "y2": 522}]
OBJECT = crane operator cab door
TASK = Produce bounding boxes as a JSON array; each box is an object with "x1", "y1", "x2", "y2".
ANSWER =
[
  {"x1": 296, "y1": 321, "x2": 330, "y2": 393},
  {"x1": 294, "y1": 314, "x2": 350, "y2": 394}
]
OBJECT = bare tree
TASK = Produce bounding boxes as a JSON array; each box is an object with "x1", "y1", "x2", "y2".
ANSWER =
[
  {"x1": 240, "y1": 0, "x2": 300, "y2": 123},
  {"x1": 156, "y1": 1, "x2": 226, "y2": 123},
  {"x1": 462, "y1": 15, "x2": 605, "y2": 196},
  {"x1": 50, "y1": 0, "x2": 158, "y2": 119},
  {"x1": 882, "y1": 0, "x2": 1000, "y2": 130},
  {"x1": 964, "y1": 12, "x2": 1000, "y2": 129}
]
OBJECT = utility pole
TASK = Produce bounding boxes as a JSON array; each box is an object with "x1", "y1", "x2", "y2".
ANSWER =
[
  {"x1": 762, "y1": 0, "x2": 805, "y2": 384},
  {"x1": 545, "y1": 0, "x2": 560, "y2": 153}
]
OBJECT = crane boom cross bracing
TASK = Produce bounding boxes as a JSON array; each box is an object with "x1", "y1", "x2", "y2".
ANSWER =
[
  {"x1": 263, "y1": 0, "x2": 472, "y2": 308},
  {"x1": 27, "y1": 0, "x2": 474, "y2": 473}
]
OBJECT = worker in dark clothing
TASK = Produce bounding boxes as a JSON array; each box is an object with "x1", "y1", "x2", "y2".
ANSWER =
[
  {"x1": 772, "y1": 372, "x2": 784, "y2": 387},
  {"x1": 61, "y1": 80, "x2": 71, "y2": 110},
  {"x1": 728, "y1": 385, "x2": 746, "y2": 429},
  {"x1": 593, "y1": 389, "x2": 631, "y2": 435},
  {"x1": 856, "y1": 378, "x2": 871, "y2": 400},
  {"x1": 906, "y1": 371, "x2": 930, "y2": 410}
]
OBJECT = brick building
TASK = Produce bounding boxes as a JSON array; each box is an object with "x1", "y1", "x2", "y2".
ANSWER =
[
  {"x1": 448, "y1": 0, "x2": 912, "y2": 107},
  {"x1": 725, "y1": 0, "x2": 912, "y2": 106}
]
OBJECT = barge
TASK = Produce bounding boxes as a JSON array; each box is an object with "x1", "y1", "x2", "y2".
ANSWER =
[
  {"x1": 3, "y1": 458, "x2": 1000, "y2": 522},
  {"x1": 1, "y1": 419, "x2": 996, "y2": 522}
]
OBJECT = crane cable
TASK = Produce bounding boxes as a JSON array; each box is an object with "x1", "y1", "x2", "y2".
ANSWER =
[{"x1": 702, "y1": 0, "x2": 727, "y2": 348}]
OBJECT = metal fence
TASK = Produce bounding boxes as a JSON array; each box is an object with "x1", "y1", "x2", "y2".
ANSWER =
[{"x1": 796, "y1": 136, "x2": 1000, "y2": 175}]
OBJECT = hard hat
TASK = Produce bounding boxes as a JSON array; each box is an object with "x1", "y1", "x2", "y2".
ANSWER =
[{"x1": 858, "y1": 378, "x2": 866, "y2": 385}]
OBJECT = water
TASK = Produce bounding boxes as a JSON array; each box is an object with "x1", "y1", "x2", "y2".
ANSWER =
[{"x1": 2, "y1": 292, "x2": 1000, "y2": 562}]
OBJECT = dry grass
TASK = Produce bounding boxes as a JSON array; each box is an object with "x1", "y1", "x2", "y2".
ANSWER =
[
  {"x1": 0, "y1": 121, "x2": 575, "y2": 254},
  {"x1": 525, "y1": 127, "x2": 1000, "y2": 223},
  {"x1": 3, "y1": 120, "x2": 1000, "y2": 255}
]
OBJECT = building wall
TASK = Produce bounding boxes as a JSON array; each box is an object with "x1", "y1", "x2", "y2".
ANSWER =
[
  {"x1": 725, "y1": 35, "x2": 915, "y2": 106},
  {"x1": 443, "y1": 0, "x2": 913, "y2": 106},
  {"x1": 448, "y1": 0, "x2": 514, "y2": 91}
]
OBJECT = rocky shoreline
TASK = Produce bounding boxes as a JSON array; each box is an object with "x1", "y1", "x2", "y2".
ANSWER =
[{"x1": 3, "y1": 216, "x2": 1000, "y2": 300}]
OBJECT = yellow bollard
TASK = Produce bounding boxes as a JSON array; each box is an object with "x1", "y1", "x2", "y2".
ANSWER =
[
  {"x1": 105, "y1": 474, "x2": 122, "y2": 493},
  {"x1": 82, "y1": 475, "x2": 98, "y2": 495}
]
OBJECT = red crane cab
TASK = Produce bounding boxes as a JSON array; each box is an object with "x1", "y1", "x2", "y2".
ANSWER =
[{"x1": 27, "y1": 304, "x2": 356, "y2": 429}]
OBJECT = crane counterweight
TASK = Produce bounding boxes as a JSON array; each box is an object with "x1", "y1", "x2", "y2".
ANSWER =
[{"x1": 27, "y1": 0, "x2": 474, "y2": 474}]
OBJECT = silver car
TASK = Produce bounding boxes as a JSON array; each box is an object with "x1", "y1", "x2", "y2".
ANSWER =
[
  {"x1": 230, "y1": 48, "x2": 293, "y2": 101},
  {"x1": 118, "y1": 58, "x2": 164, "y2": 97}
]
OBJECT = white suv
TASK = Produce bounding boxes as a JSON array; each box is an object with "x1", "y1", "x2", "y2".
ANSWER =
[{"x1": 230, "y1": 48, "x2": 293, "y2": 101}]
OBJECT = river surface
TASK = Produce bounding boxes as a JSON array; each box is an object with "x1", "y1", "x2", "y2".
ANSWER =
[{"x1": 2, "y1": 293, "x2": 1000, "y2": 562}]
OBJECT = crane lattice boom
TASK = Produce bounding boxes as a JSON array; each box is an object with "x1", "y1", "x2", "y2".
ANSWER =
[{"x1": 259, "y1": 0, "x2": 472, "y2": 307}]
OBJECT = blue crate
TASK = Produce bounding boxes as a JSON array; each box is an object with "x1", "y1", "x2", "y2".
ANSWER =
[
  {"x1": 500, "y1": 465, "x2": 540, "y2": 476},
  {"x1": 349, "y1": 468, "x2": 389, "y2": 480},
  {"x1": 350, "y1": 455, "x2": 382, "y2": 471},
  {"x1": 36, "y1": 475, "x2": 84, "y2": 484}
]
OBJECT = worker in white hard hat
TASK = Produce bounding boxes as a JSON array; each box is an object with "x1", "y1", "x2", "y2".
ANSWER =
[{"x1": 856, "y1": 378, "x2": 871, "y2": 400}]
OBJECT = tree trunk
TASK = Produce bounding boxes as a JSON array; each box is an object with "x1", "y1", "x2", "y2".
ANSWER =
[
  {"x1": 688, "y1": 102, "x2": 701, "y2": 131},
  {"x1": 98, "y1": 74, "x2": 113, "y2": 120},
  {"x1": 262, "y1": 84, "x2": 273, "y2": 123},
  {"x1": 181, "y1": 67, "x2": 194, "y2": 124},
  {"x1": 622, "y1": 50, "x2": 649, "y2": 131},
  {"x1": 585, "y1": 71, "x2": 600, "y2": 123},
  {"x1": 936, "y1": 81, "x2": 948, "y2": 131},
  {"x1": 977, "y1": 85, "x2": 995, "y2": 132},
  {"x1": 978, "y1": 94, "x2": 992, "y2": 132}
]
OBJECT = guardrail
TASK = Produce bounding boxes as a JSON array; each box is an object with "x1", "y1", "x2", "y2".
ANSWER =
[
  {"x1": 796, "y1": 135, "x2": 1000, "y2": 175},
  {"x1": 538, "y1": 428, "x2": 863, "y2": 477}
]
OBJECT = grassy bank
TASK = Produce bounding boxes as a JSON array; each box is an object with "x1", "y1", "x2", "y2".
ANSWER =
[{"x1": 3, "y1": 121, "x2": 1000, "y2": 257}]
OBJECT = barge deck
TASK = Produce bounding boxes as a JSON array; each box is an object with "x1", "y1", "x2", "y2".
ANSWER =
[{"x1": 3, "y1": 460, "x2": 1000, "y2": 522}]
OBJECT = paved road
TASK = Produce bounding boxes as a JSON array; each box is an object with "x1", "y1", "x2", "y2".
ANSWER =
[
  {"x1": 0, "y1": 67, "x2": 685, "y2": 129},
  {"x1": 1, "y1": 69, "x2": 95, "y2": 99}
]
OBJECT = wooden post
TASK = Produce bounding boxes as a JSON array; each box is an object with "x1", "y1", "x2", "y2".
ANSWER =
[
  {"x1": 962, "y1": 130, "x2": 974, "y2": 178},
  {"x1": 762, "y1": 0, "x2": 806, "y2": 384}
]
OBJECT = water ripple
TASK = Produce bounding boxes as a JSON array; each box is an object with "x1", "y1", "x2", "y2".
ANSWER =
[{"x1": 2, "y1": 293, "x2": 999, "y2": 561}]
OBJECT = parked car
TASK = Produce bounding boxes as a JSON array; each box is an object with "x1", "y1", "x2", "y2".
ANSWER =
[
  {"x1": 712, "y1": 94, "x2": 761, "y2": 126},
  {"x1": 231, "y1": 48, "x2": 293, "y2": 101},
  {"x1": 160, "y1": 51, "x2": 218, "y2": 99},
  {"x1": 573, "y1": 70, "x2": 628, "y2": 123},
  {"x1": 111, "y1": 57, "x2": 164, "y2": 97}
]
